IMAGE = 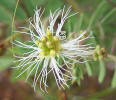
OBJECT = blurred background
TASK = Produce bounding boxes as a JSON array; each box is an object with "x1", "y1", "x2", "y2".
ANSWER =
[{"x1": 0, "y1": 0, "x2": 116, "y2": 100}]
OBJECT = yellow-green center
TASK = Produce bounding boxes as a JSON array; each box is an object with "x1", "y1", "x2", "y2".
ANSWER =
[{"x1": 35, "y1": 29, "x2": 62, "y2": 57}]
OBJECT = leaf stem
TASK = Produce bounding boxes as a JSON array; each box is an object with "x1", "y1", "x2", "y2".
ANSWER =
[
  {"x1": 64, "y1": 0, "x2": 83, "y2": 13},
  {"x1": 11, "y1": 0, "x2": 20, "y2": 51}
]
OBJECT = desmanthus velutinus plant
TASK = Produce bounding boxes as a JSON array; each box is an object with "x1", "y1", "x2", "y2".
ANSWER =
[{"x1": 13, "y1": 6, "x2": 94, "y2": 92}]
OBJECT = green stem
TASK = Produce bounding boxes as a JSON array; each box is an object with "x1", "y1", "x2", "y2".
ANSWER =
[
  {"x1": 11, "y1": 0, "x2": 20, "y2": 32},
  {"x1": 81, "y1": 88, "x2": 116, "y2": 100},
  {"x1": 11, "y1": 0, "x2": 20, "y2": 51},
  {"x1": 107, "y1": 54, "x2": 116, "y2": 62},
  {"x1": 5, "y1": 33, "x2": 20, "y2": 44},
  {"x1": 0, "y1": 32, "x2": 20, "y2": 48}
]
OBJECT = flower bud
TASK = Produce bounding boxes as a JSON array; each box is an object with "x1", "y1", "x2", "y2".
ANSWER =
[
  {"x1": 50, "y1": 49, "x2": 56, "y2": 56},
  {"x1": 47, "y1": 29, "x2": 52, "y2": 36},
  {"x1": 46, "y1": 41, "x2": 53, "y2": 49},
  {"x1": 39, "y1": 42, "x2": 45, "y2": 49},
  {"x1": 35, "y1": 40, "x2": 40, "y2": 46},
  {"x1": 41, "y1": 36, "x2": 47, "y2": 42}
]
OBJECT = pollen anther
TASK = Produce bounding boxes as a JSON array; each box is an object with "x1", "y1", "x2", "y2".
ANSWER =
[{"x1": 35, "y1": 30, "x2": 61, "y2": 57}]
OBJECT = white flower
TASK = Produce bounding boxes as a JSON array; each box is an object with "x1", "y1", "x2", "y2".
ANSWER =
[{"x1": 13, "y1": 7, "x2": 93, "y2": 92}]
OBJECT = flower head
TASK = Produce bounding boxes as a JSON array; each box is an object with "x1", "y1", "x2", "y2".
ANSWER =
[{"x1": 14, "y1": 7, "x2": 93, "y2": 92}]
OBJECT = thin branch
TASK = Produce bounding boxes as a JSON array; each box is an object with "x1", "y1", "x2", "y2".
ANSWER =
[
  {"x1": 81, "y1": 88, "x2": 116, "y2": 100},
  {"x1": 106, "y1": 0, "x2": 116, "y2": 8}
]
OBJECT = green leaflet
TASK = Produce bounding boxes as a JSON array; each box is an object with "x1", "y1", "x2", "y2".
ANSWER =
[
  {"x1": 0, "y1": 0, "x2": 27, "y2": 20},
  {"x1": 101, "y1": 8, "x2": 116, "y2": 24},
  {"x1": 76, "y1": 13, "x2": 84, "y2": 33},
  {"x1": 44, "y1": 0, "x2": 64, "y2": 16},
  {"x1": 72, "y1": 63, "x2": 84, "y2": 85},
  {"x1": 98, "y1": 60, "x2": 106, "y2": 83},
  {"x1": 85, "y1": 61, "x2": 93, "y2": 76},
  {"x1": 0, "y1": 56, "x2": 13, "y2": 71},
  {"x1": 88, "y1": 0, "x2": 107, "y2": 29},
  {"x1": 111, "y1": 65, "x2": 116, "y2": 88},
  {"x1": 0, "y1": 6, "x2": 12, "y2": 22}
]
